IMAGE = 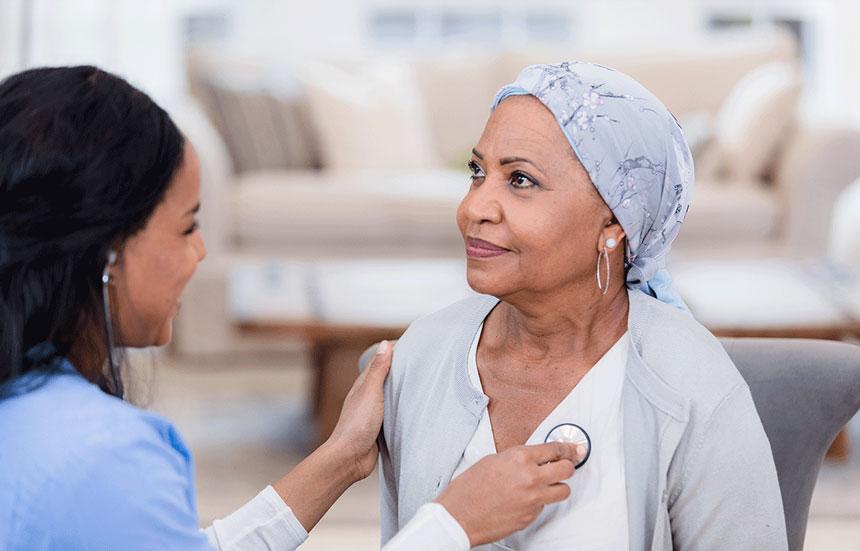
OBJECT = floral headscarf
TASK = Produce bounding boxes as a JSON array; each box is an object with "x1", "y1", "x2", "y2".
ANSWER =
[{"x1": 492, "y1": 61, "x2": 694, "y2": 310}]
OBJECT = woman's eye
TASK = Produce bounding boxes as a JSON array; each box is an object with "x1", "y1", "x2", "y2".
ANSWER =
[
  {"x1": 510, "y1": 171, "x2": 537, "y2": 189},
  {"x1": 467, "y1": 161, "x2": 485, "y2": 180},
  {"x1": 183, "y1": 221, "x2": 199, "y2": 236}
]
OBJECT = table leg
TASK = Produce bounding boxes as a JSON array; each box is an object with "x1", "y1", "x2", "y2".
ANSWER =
[{"x1": 312, "y1": 341, "x2": 367, "y2": 446}]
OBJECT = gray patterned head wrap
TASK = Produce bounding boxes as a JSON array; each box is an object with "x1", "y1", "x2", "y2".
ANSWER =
[{"x1": 492, "y1": 61, "x2": 694, "y2": 310}]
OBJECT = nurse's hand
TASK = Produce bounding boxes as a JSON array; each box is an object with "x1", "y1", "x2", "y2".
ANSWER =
[
  {"x1": 327, "y1": 340, "x2": 393, "y2": 481},
  {"x1": 435, "y1": 442, "x2": 584, "y2": 547},
  {"x1": 273, "y1": 341, "x2": 393, "y2": 533}
]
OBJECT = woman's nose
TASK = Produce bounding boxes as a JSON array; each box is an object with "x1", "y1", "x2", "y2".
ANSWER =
[{"x1": 463, "y1": 180, "x2": 503, "y2": 225}]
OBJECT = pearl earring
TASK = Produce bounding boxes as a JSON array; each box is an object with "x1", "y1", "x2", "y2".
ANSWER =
[{"x1": 606, "y1": 238, "x2": 617, "y2": 250}]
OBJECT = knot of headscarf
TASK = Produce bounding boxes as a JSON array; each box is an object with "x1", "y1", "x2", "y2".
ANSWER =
[{"x1": 492, "y1": 61, "x2": 694, "y2": 311}]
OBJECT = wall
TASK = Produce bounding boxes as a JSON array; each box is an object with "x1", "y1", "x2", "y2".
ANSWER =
[{"x1": 0, "y1": 0, "x2": 858, "y2": 123}]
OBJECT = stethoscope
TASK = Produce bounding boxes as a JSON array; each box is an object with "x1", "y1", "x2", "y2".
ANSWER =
[
  {"x1": 488, "y1": 424, "x2": 592, "y2": 551},
  {"x1": 544, "y1": 422, "x2": 591, "y2": 469}
]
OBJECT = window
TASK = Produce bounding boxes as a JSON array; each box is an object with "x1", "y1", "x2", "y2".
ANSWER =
[{"x1": 369, "y1": 6, "x2": 573, "y2": 48}]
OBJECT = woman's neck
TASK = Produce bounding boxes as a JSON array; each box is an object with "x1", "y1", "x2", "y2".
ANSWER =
[{"x1": 486, "y1": 282, "x2": 629, "y2": 365}]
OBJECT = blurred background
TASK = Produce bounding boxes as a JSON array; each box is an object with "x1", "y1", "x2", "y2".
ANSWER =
[{"x1": 2, "y1": 0, "x2": 859, "y2": 548}]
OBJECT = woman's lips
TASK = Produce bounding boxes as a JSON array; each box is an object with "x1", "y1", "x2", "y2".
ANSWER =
[{"x1": 466, "y1": 237, "x2": 510, "y2": 258}]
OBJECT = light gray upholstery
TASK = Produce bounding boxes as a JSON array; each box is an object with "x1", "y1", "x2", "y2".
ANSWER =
[
  {"x1": 360, "y1": 337, "x2": 860, "y2": 550},
  {"x1": 721, "y1": 338, "x2": 860, "y2": 551}
]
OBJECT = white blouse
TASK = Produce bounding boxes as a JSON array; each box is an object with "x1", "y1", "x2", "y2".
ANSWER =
[{"x1": 451, "y1": 324, "x2": 630, "y2": 550}]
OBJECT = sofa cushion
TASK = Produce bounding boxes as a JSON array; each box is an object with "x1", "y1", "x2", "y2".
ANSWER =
[
  {"x1": 212, "y1": 80, "x2": 322, "y2": 174},
  {"x1": 498, "y1": 28, "x2": 797, "y2": 121},
  {"x1": 187, "y1": 54, "x2": 322, "y2": 174},
  {"x1": 413, "y1": 53, "x2": 508, "y2": 168},
  {"x1": 413, "y1": 32, "x2": 794, "y2": 171},
  {"x1": 231, "y1": 170, "x2": 467, "y2": 253},
  {"x1": 675, "y1": 179, "x2": 780, "y2": 246},
  {"x1": 711, "y1": 61, "x2": 802, "y2": 182},
  {"x1": 300, "y1": 61, "x2": 441, "y2": 171}
]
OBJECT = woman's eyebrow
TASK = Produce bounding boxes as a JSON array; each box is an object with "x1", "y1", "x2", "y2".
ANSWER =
[
  {"x1": 472, "y1": 148, "x2": 543, "y2": 172},
  {"x1": 185, "y1": 203, "x2": 200, "y2": 216},
  {"x1": 499, "y1": 156, "x2": 543, "y2": 172}
]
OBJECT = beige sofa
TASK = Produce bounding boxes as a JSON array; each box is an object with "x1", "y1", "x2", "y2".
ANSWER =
[{"x1": 171, "y1": 29, "x2": 860, "y2": 356}]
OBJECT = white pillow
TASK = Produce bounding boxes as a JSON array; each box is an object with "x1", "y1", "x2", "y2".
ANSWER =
[
  {"x1": 299, "y1": 61, "x2": 440, "y2": 170},
  {"x1": 413, "y1": 52, "x2": 506, "y2": 168},
  {"x1": 199, "y1": 74, "x2": 321, "y2": 174},
  {"x1": 712, "y1": 61, "x2": 802, "y2": 182}
]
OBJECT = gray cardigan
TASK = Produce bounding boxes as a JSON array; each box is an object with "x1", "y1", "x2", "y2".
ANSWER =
[{"x1": 379, "y1": 290, "x2": 788, "y2": 550}]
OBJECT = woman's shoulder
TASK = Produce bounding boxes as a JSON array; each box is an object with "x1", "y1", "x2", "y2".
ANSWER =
[
  {"x1": 629, "y1": 291, "x2": 748, "y2": 405},
  {"x1": 386, "y1": 294, "x2": 495, "y2": 394},
  {"x1": 397, "y1": 294, "x2": 497, "y2": 352}
]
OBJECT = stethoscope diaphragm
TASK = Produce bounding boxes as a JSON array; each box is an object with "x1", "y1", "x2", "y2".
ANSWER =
[{"x1": 544, "y1": 422, "x2": 591, "y2": 469}]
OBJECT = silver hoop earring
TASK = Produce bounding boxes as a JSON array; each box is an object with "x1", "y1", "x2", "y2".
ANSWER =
[
  {"x1": 596, "y1": 246, "x2": 610, "y2": 295},
  {"x1": 101, "y1": 250, "x2": 123, "y2": 399}
]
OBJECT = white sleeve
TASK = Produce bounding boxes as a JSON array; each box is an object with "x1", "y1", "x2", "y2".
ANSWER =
[
  {"x1": 202, "y1": 486, "x2": 308, "y2": 551},
  {"x1": 382, "y1": 503, "x2": 471, "y2": 551}
]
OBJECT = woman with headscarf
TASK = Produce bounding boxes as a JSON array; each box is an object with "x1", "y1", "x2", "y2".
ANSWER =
[{"x1": 379, "y1": 62, "x2": 788, "y2": 550}]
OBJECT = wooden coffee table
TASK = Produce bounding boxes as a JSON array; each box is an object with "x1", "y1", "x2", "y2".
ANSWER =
[{"x1": 231, "y1": 257, "x2": 860, "y2": 454}]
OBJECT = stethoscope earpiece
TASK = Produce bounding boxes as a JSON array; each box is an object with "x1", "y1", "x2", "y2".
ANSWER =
[
  {"x1": 545, "y1": 422, "x2": 591, "y2": 469},
  {"x1": 101, "y1": 248, "x2": 122, "y2": 399}
]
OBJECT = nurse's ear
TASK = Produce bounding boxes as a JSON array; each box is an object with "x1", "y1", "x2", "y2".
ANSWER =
[
  {"x1": 104, "y1": 249, "x2": 117, "y2": 273},
  {"x1": 102, "y1": 239, "x2": 126, "y2": 283}
]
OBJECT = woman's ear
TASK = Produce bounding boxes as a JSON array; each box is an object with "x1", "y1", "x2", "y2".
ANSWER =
[{"x1": 598, "y1": 222, "x2": 625, "y2": 253}]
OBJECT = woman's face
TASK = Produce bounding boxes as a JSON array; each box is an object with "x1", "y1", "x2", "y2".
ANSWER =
[
  {"x1": 456, "y1": 95, "x2": 624, "y2": 300},
  {"x1": 110, "y1": 142, "x2": 206, "y2": 347}
]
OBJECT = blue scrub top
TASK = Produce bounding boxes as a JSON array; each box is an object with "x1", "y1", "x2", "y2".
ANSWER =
[{"x1": 0, "y1": 360, "x2": 213, "y2": 550}]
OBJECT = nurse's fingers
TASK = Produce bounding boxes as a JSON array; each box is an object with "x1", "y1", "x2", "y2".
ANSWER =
[
  {"x1": 523, "y1": 441, "x2": 580, "y2": 466},
  {"x1": 363, "y1": 340, "x2": 393, "y2": 385},
  {"x1": 536, "y1": 457, "x2": 575, "y2": 485}
]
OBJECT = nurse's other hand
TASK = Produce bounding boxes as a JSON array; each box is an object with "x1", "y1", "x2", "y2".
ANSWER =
[
  {"x1": 327, "y1": 340, "x2": 393, "y2": 482},
  {"x1": 436, "y1": 442, "x2": 583, "y2": 547}
]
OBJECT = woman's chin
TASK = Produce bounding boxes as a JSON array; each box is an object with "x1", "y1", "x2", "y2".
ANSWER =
[{"x1": 466, "y1": 270, "x2": 510, "y2": 298}]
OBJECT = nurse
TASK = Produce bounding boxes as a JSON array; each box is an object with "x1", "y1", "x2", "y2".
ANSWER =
[{"x1": 0, "y1": 66, "x2": 582, "y2": 550}]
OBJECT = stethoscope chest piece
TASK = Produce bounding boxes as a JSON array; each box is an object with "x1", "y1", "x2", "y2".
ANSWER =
[{"x1": 544, "y1": 422, "x2": 591, "y2": 469}]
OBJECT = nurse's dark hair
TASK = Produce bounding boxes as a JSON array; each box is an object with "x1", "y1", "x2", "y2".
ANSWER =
[{"x1": 0, "y1": 66, "x2": 184, "y2": 397}]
